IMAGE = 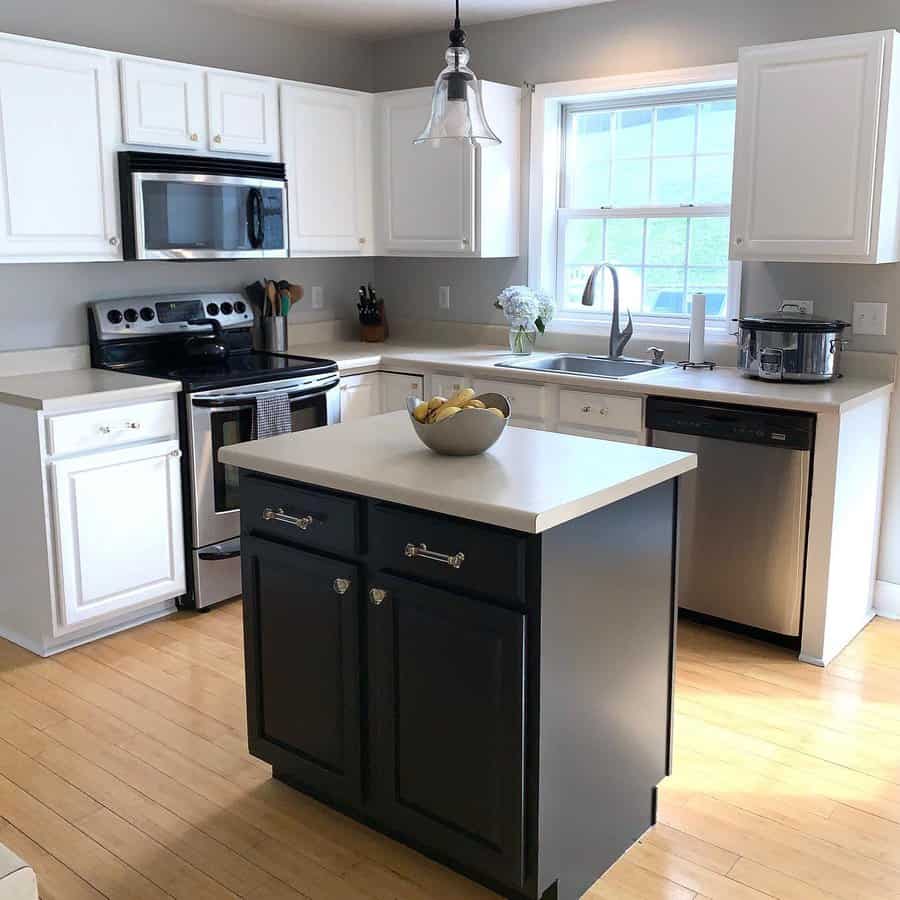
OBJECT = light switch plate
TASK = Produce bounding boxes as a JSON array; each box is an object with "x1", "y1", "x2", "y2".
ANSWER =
[
  {"x1": 311, "y1": 286, "x2": 324, "y2": 310},
  {"x1": 853, "y1": 301, "x2": 887, "y2": 336},
  {"x1": 438, "y1": 286, "x2": 451, "y2": 310}
]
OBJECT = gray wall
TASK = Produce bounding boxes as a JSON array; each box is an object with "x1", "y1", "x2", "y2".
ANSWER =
[{"x1": 0, "y1": 0, "x2": 374, "y2": 351}]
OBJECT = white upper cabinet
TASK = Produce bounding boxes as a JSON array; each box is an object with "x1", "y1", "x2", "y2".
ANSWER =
[
  {"x1": 375, "y1": 82, "x2": 521, "y2": 257},
  {"x1": 207, "y1": 71, "x2": 278, "y2": 156},
  {"x1": 731, "y1": 30, "x2": 900, "y2": 263},
  {"x1": 121, "y1": 58, "x2": 206, "y2": 149},
  {"x1": 0, "y1": 36, "x2": 120, "y2": 262},
  {"x1": 281, "y1": 82, "x2": 374, "y2": 255}
]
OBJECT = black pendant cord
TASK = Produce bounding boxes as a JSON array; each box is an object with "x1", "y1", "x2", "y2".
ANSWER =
[{"x1": 449, "y1": 0, "x2": 466, "y2": 49}]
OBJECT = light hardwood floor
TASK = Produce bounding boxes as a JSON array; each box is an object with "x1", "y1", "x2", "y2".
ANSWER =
[{"x1": 0, "y1": 603, "x2": 899, "y2": 899}]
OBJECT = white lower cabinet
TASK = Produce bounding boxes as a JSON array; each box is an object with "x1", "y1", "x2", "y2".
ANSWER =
[
  {"x1": 428, "y1": 372, "x2": 470, "y2": 401},
  {"x1": 556, "y1": 390, "x2": 645, "y2": 443},
  {"x1": 382, "y1": 373, "x2": 425, "y2": 411},
  {"x1": 340, "y1": 373, "x2": 382, "y2": 421},
  {"x1": 472, "y1": 378, "x2": 546, "y2": 430},
  {"x1": 51, "y1": 439, "x2": 185, "y2": 627}
]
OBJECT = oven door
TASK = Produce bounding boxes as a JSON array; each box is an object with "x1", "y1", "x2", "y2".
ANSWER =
[
  {"x1": 132, "y1": 172, "x2": 287, "y2": 260},
  {"x1": 188, "y1": 379, "x2": 340, "y2": 548}
]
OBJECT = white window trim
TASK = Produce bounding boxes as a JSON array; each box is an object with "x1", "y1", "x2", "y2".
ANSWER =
[{"x1": 528, "y1": 62, "x2": 740, "y2": 344}]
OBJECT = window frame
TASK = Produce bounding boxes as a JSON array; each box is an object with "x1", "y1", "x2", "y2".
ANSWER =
[{"x1": 528, "y1": 63, "x2": 740, "y2": 343}]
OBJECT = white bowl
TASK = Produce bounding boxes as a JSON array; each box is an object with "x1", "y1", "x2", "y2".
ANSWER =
[{"x1": 406, "y1": 393, "x2": 510, "y2": 456}]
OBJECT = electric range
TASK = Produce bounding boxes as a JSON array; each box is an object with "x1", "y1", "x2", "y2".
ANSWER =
[{"x1": 89, "y1": 292, "x2": 340, "y2": 609}]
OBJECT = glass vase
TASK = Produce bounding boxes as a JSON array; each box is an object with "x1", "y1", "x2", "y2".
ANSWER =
[{"x1": 508, "y1": 319, "x2": 537, "y2": 355}]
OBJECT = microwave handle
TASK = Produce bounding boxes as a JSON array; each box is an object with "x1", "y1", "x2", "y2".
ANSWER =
[{"x1": 247, "y1": 188, "x2": 264, "y2": 249}]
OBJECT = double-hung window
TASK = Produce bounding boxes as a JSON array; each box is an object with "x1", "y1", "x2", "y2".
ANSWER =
[{"x1": 531, "y1": 68, "x2": 740, "y2": 338}]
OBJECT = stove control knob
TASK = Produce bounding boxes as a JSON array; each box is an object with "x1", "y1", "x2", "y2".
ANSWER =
[
  {"x1": 106, "y1": 309, "x2": 123, "y2": 324},
  {"x1": 234, "y1": 301, "x2": 246, "y2": 314},
  {"x1": 206, "y1": 302, "x2": 220, "y2": 316},
  {"x1": 140, "y1": 307, "x2": 155, "y2": 322},
  {"x1": 123, "y1": 308, "x2": 138, "y2": 324},
  {"x1": 220, "y1": 301, "x2": 234, "y2": 315}
]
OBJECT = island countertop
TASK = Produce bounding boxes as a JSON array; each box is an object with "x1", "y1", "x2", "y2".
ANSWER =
[{"x1": 219, "y1": 411, "x2": 697, "y2": 533}]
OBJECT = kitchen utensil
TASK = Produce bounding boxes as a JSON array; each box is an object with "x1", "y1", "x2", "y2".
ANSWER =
[
  {"x1": 735, "y1": 303, "x2": 850, "y2": 382},
  {"x1": 262, "y1": 317, "x2": 288, "y2": 352},
  {"x1": 244, "y1": 281, "x2": 266, "y2": 316},
  {"x1": 289, "y1": 283, "x2": 304, "y2": 305},
  {"x1": 265, "y1": 281, "x2": 278, "y2": 318},
  {"x1": 406, "y1": 393, "x2": 509, "y2": 456}
]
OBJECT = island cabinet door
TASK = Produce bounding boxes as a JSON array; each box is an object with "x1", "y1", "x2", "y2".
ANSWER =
[
  {"x1": 367, "y1": 572, "x2": 527, "y2": 890},
  {"x1": 242, "y1": 537, "x2": 362, "y2": 807}
]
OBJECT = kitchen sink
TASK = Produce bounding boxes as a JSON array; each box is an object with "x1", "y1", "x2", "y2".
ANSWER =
[{"x1": 496, "y1": 354, "x2": 667, "y2": 379}]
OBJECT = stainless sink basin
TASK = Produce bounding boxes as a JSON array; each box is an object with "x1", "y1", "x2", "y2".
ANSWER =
[{"x1": 496, "y1": 354, "x2": 667, "y2": 379}]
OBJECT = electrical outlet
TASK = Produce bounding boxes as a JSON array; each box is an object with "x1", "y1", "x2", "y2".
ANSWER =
[
  {"x1": 311, "y1": 286, "x2": 324, "y2": 310},
  {"x1": 853, "y1": 301, "x2": 887, "y2": 336},
  {"x1": 786, "y1": 300, "x2": 814, "y2": 314},
  {"x1": 438, "y1": 286, "x2": 451, "y2": 310}
]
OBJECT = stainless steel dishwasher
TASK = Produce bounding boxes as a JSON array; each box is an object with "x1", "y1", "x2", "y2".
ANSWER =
[{"x1": 646, "y1": 397, "x2": 815, "y2": 640}]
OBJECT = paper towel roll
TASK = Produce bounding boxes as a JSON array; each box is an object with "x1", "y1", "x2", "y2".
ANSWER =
[{"x1": 689, "y1": 293, "x2": 706, "y2": 365}]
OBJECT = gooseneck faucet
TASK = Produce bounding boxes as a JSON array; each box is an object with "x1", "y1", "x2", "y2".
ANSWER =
[{"x1": 581, "y1": 263, "x2": 634, "y2": 359}]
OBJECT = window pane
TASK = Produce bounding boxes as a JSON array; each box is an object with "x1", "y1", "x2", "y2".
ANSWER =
[
  {"x1": 573, "y1": 111, "x2": 612, "y2": 158},
  {"x1": 564, "y1": 266, "x2": 594, "y2": 305},
  {"x1": 614, "y1": 108, "x2": 652, "y2": 158},
  {"x1": 568, "y1": 110, "x2": 612, "y2": 207},
  {"x1": 564, "y1": 218, "x2": 604, "y2": 266},
  {"x1": 612, "y1": 158, "x2": 650, "y2": 206},
  {"x1": 570, "y1": 160, "x2": 611, "y2": 207},
  {"x1": 615, "y1": 266, "x2": 643, "y2": 312},
  {"x1": 652, "y1": 157, "x2": 694, "y2": 204},
  {"x1": 605, "y1": 218, "x2": 644, "y2": 266},
  {"x1": 698, "y1": 99, "x2": 736, "y2": 154},
  {"x1": 644, "y1": 284, "x2": 687, "y2": 315},
  {"x1": 646, "y1": 217, "x2": 687, "y2": 265},
  {"x1": 687, "y1": 266, "x2": 728, "y2": 287},
  {"x1": 687, "y1": 288, "x2": 728, "y2": 318},
  {"x1": 695, "y1": 155, "x2": 732, "y2": 204},
  {"x1": 688, "y1": 217, "x2": 730, "y2": 266},
  {"x1": 654, "y1": 104, "x2": 696, "y2": 156}
]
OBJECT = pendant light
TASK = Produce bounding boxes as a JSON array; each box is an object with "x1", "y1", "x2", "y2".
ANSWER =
[{"x1": 413, "y1": 0, "x2": 501, "y2": 146}]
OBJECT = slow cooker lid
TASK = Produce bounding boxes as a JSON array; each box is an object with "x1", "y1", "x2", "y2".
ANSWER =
[{"x1": 738, "y1": 304, "x2": 849, "y2": 333}]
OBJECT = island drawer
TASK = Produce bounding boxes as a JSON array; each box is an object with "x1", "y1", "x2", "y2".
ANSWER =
[
  {"x1": 242, "y1": 474, "x2": 360, "y2": 555},
  {"x1": 368, "y1": 503, "x2": 527, "y2": 602},
  {"x1": 559, "y1": 389, "x2": 643, "y2": 434}
]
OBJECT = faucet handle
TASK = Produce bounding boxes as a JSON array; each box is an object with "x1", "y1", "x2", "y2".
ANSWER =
[{"x1": 647, "y1": 347, "x2": 665, "y2": 365}]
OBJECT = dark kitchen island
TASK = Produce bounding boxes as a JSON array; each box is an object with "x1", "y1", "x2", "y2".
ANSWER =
[{"x1": 219, "y1": 412, "x2": 695, "y2": 900}]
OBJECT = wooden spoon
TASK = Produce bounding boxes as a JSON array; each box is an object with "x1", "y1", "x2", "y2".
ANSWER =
[
  {"x1": 289, "y1": 283, "x2": 304, "y2": 305},
  {"x1": 265, "y1": 280, "x2": 278, "y2": 317}
]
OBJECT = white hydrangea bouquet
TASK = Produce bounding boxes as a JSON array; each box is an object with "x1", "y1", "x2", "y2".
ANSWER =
[{"x1": 494, "y1": 286, "x2": 556, "y2": 355}]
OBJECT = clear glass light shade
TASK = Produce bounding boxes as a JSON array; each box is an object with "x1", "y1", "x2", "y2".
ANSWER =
[{"x1": 414, "y1": 46, "x2": 501, "y2": 146}]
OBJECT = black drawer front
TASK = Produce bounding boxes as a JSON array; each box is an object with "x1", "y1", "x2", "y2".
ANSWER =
[
  {"x1": 242, "y1": 474, "x2": 360, "y2": 556},
  {"x1": 368, "y1": 503, "x2": 526, "y2": 601}
]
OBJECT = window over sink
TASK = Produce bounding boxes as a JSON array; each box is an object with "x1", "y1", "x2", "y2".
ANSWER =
[{"x1": 529, "y1": 64, "x2": 741, "y2": 341}]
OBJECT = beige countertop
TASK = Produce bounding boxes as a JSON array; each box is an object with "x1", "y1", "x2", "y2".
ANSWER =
[
  {"x1": 220, "y1": 411, "x2": 697, "y2": 533},
  {"x1": 0, "y1": 369, "x2": 180, "y2": 412},
  {"x1": 293, "y1": 340, "x2": 893, "y2": 414}
]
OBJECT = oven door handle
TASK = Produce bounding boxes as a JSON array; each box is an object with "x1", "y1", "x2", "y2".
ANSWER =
[{"x1": 191, "y1": 379, "x2": 339, "y2": 408}]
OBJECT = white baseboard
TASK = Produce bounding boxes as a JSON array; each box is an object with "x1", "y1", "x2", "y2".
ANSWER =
[{"x1": 874, "y1": 579, "x2": 900, "y2": 620}]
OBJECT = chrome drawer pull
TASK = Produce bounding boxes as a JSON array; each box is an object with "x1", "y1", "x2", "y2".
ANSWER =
[
  {"x1": 333, "y1": 578, "x2": 351, "y2": 595},
  {"x1": 369, "y1": 587, "x2": 387, "y2": 606},
  {"x1": 262, "y1": 506, "x2": 315, "y2": 530},
  {"x1": 404, "y1": 542, "x2": 465, "y2": 569}
]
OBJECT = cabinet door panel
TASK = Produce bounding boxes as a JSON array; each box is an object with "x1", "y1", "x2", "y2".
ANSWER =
[
  {"x1": 369, "y1": 573, "x2": 526, "y2": 889},
  {"x1": 0, "y1": 38, "x2": 119, "y2": 261},
  {"x1": 731, "y1": 32, "x2": 886, "y2": 260},
  {"x1": 242, "y1": 538, "x2": 361, "y2": 805},
  {"x1": 378, "y1": 90, "x2": 475, "y2": 254},
  {"x1": 381, "y1": 373, "x2": 424, "y2": 411},
  {"x1": 121, "y1": 58, "x2": 205, "y2": 149},
  {"x1": 50, "y1": 440, "x2": 185, "y2": 628},
  {"x1": 282, "y1": 84, "x2": 368, "y2": 253},
  {"x1": 340, "y1": 373, "x2": 381, "y2": 420},
  {"x1": 207, "y1": 72, "x2": 278, "y2": 156}
]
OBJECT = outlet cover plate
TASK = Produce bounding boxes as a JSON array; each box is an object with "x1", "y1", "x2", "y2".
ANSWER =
[
  {"x1": 438, "y1": 286, "x2": 451, "y2": 310},
  {"x1": 853, "y1": 301, "x2": 887, "y2": 336},
  {"x1": 311, "y1": 286, "x2": 324, "y2": 310}
]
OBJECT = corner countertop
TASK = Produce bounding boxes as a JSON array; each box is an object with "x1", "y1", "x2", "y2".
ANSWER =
[
  {"x1": 0, "y1": 369, "x2": 180, "y2": 413},
  {"x1": 219, "y1": 411, "x2": 697, "y2": 533},
  {"x1": 291, "y1": 340, "x2": 894, "y2": 414}
]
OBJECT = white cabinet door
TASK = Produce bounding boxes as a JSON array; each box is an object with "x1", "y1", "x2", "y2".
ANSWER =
[
  {"x1": 731, "y1": 31, "x2": 890, "y2": 262},
  {"x1": 121, "y1": 57, "x2": 205, "y2": 149},
  {"x1": 340, "y1": 373, "x2": 382, "y2": 421},
  {"x1": 282, "y1": 83, "x2": 371, "y2": 253},
  {"x1": 382, "y1": 373, "x2": 425, "y2": 412},
  {"x1": 428, "y1": 372, "x2": 470, "y2": 400},
  {"x1": 50, "y1": 440, "x2": 185, "y2": 628},
  {"x1": 0, "y1": 37, "x2": 120, "y2": 262},
  {"x1": 207, "y1": 71, "x2": 278, "y2": 156},
  {"x1": 377, "y1": 88, "x2": 475, "y2": 255}
]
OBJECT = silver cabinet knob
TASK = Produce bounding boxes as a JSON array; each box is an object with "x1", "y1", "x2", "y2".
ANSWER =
[
  {"x1": 169, "y1": 448, "x2": 182, "y2": 459},
  {"x1": 369, "y1": 587, "x2": 387, "y2": 606},
  {"x1": 214, "y1": 134, "x2": 223, "y2": 144},
  {"x1": 98, "y1": 425, "x2": 112, "y2": 434},
  {"x1": 189, "y1": 132, "x2": 199, "y2": 142},
  {"x1": 735, "y1": 236, "x2": 744, "y2": 245},
  {"x1": 358, "y1": 237, "x2": 366, "y2": 245},
  {"x1": 582, "y1": 405, "x2": 592, "y2": 413},
  {"x1": 333, "y1": 578, "x2": 351, "y2": 595},
  {"x1": 125, "y1": 421, "x2": 141, "y2": 430},
  {"x1": 108, "y1": 236, "x2": 119, "y2": 247}
]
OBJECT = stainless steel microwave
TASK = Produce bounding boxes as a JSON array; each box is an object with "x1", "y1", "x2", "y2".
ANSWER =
[{"x1": 118, "y1": 152, "x2": 288, "y2": 260}]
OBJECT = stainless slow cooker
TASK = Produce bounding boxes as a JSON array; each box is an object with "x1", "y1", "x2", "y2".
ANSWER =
[{"x1": 736, "y1": 304, "x2": 850, "y2": 382}]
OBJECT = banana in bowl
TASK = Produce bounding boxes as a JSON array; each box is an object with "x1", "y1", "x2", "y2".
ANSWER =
[{"x1": 406, "y1": 389, "x2": 510, "y2": 456}]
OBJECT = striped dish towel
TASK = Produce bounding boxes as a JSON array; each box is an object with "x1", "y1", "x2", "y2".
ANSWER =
[{"x1": 252, "y1": 392, "x2": 292, "y2": 439}]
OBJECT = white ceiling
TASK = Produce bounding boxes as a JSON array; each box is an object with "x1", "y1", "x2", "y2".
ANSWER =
[{"x1": 193, "y1": 0, "x2": 614, "y2": 39}]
